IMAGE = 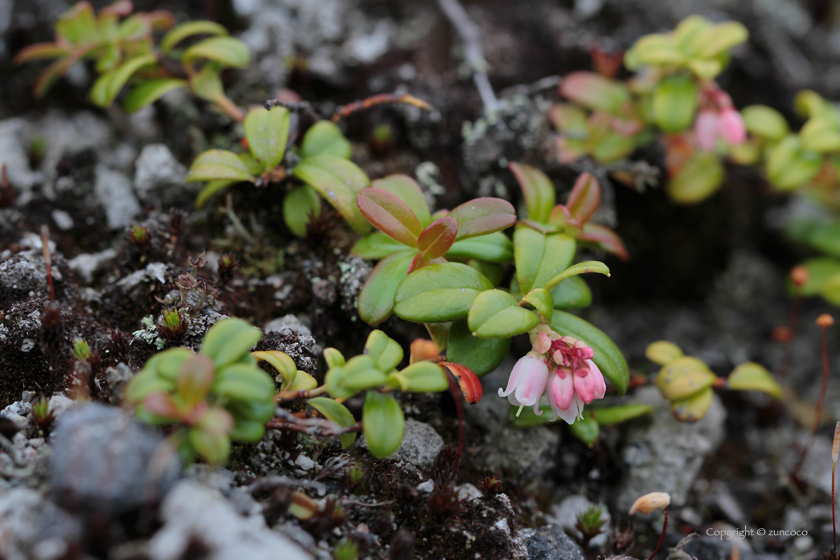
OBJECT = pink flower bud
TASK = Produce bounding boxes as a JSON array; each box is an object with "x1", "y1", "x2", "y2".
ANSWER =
[
  {"x1": 717, "y1": 109, "x2": 746, "y2": 145},
  {"x1": 694, "y1": 109, "x2": 718, "y2": 151},
  {"x1": 532, "y1": 332, "x2": 552, "y2": 354}
]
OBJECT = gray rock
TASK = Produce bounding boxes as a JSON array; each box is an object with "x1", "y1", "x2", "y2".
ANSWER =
[
  {"x1": 0, "y1": 487, "x2": 82, "y2": 560},
  {"x1": 104, "y1": 363, "x2": 134, "y2": 404},
  {"x1": 337, "y1": 257, "x2": 371, "y2": 317},
  {"x1": 67, "y1": 248, "x2": 118, "y2": 284},
  {"x1": 0, "y1": 249, "x2": 61, "y2": 299},
  {"x1": 682, "y1": 536, "x2": 757, "y2": 560},
  {"x1": 388, "y1": 420, "x2": 444, "y2": 471},
  {"x1": 38, "y1": 111, "x2": 111, "y2": 177},
  {"x1": 148, "y1": 480, "x2": 312, "y2": 560},
  {"x1": 0, "y1": 118, "x2": 42, "y2": 193},
  {"x1": 50, "y1": 403, "x2": 181, "y2": 513},
  {"x1": 133, "y1": 144, "x2": 188, "y2": 204},
  {"x1": 264, "y1": 314, "x2": 312, "y2": 339},
  {"x1": 522, "y1": 525, "x2": 586, "y2": 560},
  {"x1": 616, "y1": 386, "x2": 726, "y2": 512},
  {"x1": 94, "y1": 164, "x2": 141, "y2": 229}
]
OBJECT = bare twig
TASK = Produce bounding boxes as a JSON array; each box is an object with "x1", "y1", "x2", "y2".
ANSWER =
[
  {"x1": 331, "y1": 93, "x2": 432, "y2": 123},
  {"x1": 436, "y1": 0, "x2": 498, "y2": 112},
  {"x1": 264, "y1": 99, "x2": 323, "y2": 123},
  {"x1": 499, "y1": 75, "x2": 562, "y2": 98},
  {"x1": 266, "y1": 408, "x2": 363, "y2": 439}
]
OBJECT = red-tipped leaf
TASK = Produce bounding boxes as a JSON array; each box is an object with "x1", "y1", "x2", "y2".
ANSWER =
[
  {"x1": 579, "y1": 223, "x2": 629, "y2": 261},
  {"x1": 567, "y1": 172, "x2": 601, "y2": 225},
  {"x1": 559, "y1": 71, "x2": 630, "y2": 114},
  {"x1": 357, "y1": 187, "x2": 422, "y2": 247},
  {"x1": 449, "y1": 198, "x2": 516, "y2": 240},
  {"x1": 509, "y1": 162, "x2": 556, "y2": 224},
  {"x1": 441, "y1": 361, "x2": 483, "y2": 404},
  {"x1": 13, "y1": 43, "x2": 68, "y2": 63},
  {"x1": 417, "y1": 216, "x2": 458, "y2": 259}
]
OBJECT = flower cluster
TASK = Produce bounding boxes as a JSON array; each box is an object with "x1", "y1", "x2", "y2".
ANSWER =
[
  {"x1": 694, "y1": 86, "x2": 746, "y2": 151},
  {"x1": 499, "y1": 331, "x2": 606, "y2": 424}
]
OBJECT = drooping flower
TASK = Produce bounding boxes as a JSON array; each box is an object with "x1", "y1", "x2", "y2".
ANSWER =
[{"x1": 498, "y1": 352, "x2": 550, "y2": 415}]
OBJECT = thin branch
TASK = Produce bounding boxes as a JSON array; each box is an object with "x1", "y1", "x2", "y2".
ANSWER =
[
  {"x1": 436, "y1": 0, "x2": 498, "y2": 112},
  {"x1": 266, "y1": 408, "x2": 363, "y2": 439}
]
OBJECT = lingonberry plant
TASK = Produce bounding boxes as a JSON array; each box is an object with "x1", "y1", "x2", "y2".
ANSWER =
[
  {"x1": 15, "y1": 0, "x2": 249, "y2": 120},
  {"x1": 645, "y1": 340, "x2": 781, "y2": 421}
]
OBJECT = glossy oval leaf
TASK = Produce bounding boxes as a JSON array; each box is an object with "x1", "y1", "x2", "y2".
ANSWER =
[
  {"x1": 283, "y1": 185, "x2": 321, "y2": 237},
  {"x1": 445, "y1": 232, "x2": 513, "y2": 263},
  {"x1": 189, "y1": 66, "x2": 223, "y2": 102},
  {"x1": 363, "y1": 392, "x2": 405, "y2": 459},
  {"x1": 653, "y1": 75, "x2": 699, "y2": 133},
  {"x1": 358, "y1": 250, "x2": 416, "y2": 325},
  {"x1": 90, "y1": 54, "x2": 157, "y2": 108},
  {"x1": 393, "y1": 262, "x2": 494, "y2": 323},
  {"x1": 508, "y1": 162, "x2": 555, "y2": 223},
  {"x1": 182, "y1": 36, "x2": 250, "y2": 68},
  {"x1": 693, "y1": 21, "x2": 749, "y2": 58},
  {"x1": 201, "y1": 317, "x2": 263, "y2": 368},
  {"x1": 579, "y1": 223, "x2": 629, "y2": 261},
  {"x1": 514, "y1": 228, "x2": 576, "y2": 294},
  {"x1": 214, "y1": 364, "x2": 276, "y2": 402},
  {"x1": 365, "y1": 330, "x2": 404, "y2": 373},
  {"x1": 357, "y1": 188, "x2": 422, "y2": 247},
  {"x1": 468, "y1": 289, "x2": 540, "y2": 339},
  {"x1": 559, "y1": 71, "x2": 631, "y2": 114},
  {"x1": 244, "y1": 106, "x2": 291, "y2": 172},
  {"x1": 124, "y1": 78, "x2": 187, "y2": 112},
  {"x1": 293, "y1": 155, "x2": 371, "y2": 234},
  {"x1": 550, "y1": 275, "x2": 592, "y2": 309},
  {"x1": 667, "y1": 151, "x2": 724, "y2": 204},
  {"x1": 396, "y1": 362, "x2": 448, "y2": 392},
  {"x1": 766, "y1": 135, "x2": 823, "y2": 191},
  {"x1": 342, "y1": 355, "x2": 388, "y2": 391},
  {"x1": 352, "y1": 232, "x2": 406, "y2": 260},
  {"x1": 656, "y1": 356, "x2": 717, "y2": 401},
  {"x1": 624, "y1": 34, "x2": 685, "y2": 70},
  {"x1": 196, "y1": 180, "x2": 236, "y2": 209},
  {"x1": 591, "y1": 404, "x2": 654, "y2": 426},
  {"x1": 252, "y1": 350, "x2": 297, "y2": 389},
  {"x1": 300, "y1": 121, "x2": 352, "y2": 159},
  {"x1": 549, "y1": 310, "x2": 629, "y2": 395},
  {"x1": 569, "y1": 414, "x2": 600, "y2": 446},
  {"x1": 566, "y1": 172, "x2": 601, "y2": 225},
  {"x1": 161, "y1": 20, "x2": 228, "y2": 55},
  {"x1": 449, "y1": 198, "x2": 516, "y2": 240},
  {"x1": 671, "y1": 386, "x2": 714, "y2": 422},
  {"x1": 542, "y1": 261, "x2": 610, "y2": 293},
  {"x1": 187, "y1": 149, "x2": 255, "y2": 183},
  {"x1": 742, "y1": 105, "x2": 788, "y2": 141},
  {"x1": 417, "y1": 217, "x2": 458, "y2": 259},
  {"x1": 308, "y1": 397, "x2": 357, "y2": 448},
  {"x1": 645, "y1": 340, "x2": 684, "y2": 366},
  {"x1": 522, "y1": 288, "x2": 553, "y2": 321},
  {"x1": 446, "y1": 319, "x2": 510, "y2": 376},
  {"x1": 371, "y1": 175, "x2": 432, "y2": 227},
  {"x1": 726, "y1": 362, "x2": 781, "y2": 399}
]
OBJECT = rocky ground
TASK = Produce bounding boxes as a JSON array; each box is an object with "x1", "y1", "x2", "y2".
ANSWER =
[{"x1": 1, "y1": 0, "x2": 840, "y2": 559}]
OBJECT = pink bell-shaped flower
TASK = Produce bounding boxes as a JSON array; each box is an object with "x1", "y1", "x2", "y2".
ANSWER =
[
  {"x1": 694, "y1": 109, "x2": 719, "y2": 151},
  {"x1": 717, "y1": 108, "x2": 746, "y2": 146},
  {"x1": 498, "y1": 352, "x2": 550, "y2": 415}
]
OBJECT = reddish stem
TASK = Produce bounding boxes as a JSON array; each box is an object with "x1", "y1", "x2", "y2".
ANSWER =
[
  {"x1": 445, "y1": 371, "x2": 465, "y2": 482},
  {"x1": 776, "y1": 294, "x2": 802, "y2": 382},
  {"x1": 648, "y1": 506, "x2": 668, "y2": 560},
  {"x1": 792, "y1": 323, "x2": 831, "y2": 477},
  {"x1": 40, "y1": 226, "x2": 55, "y2": 302}
]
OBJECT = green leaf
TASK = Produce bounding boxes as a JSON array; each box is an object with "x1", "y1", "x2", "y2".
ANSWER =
[
  {"x1": 508, "y1": 404, "x2": 554, "y2": 427},
  {"x1": 189, "y1": 428, "x2": 231, "y2": 464},
  {"x1": 183, "y1": 36, "x2": 250, "y2": 68},
  {"x1": 124, "y1": 78, "x2": 187, "y2": 112},
  {"x1": 352, "y1": 232, "x2": 407, "y2": 260},
  {"x1": 300, "y1": 121, "x2": 352, "y2": 159},
  {"x1": 283, "y1": 185, "x2": 322, "y2": 237},
  {"x1": 153, "y1": 348, "x2": 198, "y2": 381},
  {"x1": 125, "y1": 370, "x2": 173, "y2": 403},
  {"x1": 201, "y1": 317, "x2": 263, "y2": 368},
  {"x1": 357, "y1": 188, "x2": 422, "y2": 246},
  {"x1": 673, "y1": 15, "x2": 713, "y2": 55},
  {"x1": 514, "y1": 228, "x2": 576, "y2": 294},
  {"x1": 801, "y1": 118, "x2": 840, "y2": 153},
  {"x1": 90, "y1": 54, "x2": 157, "y2": 108},
  {"x1": 187, "y1": 149, "x2": 256, "y2": 183},
  {"x1": 653, "y1": 75, "x2": 699, "y2": 133},
  {"x1": 363, "y1": 392, "x2": 405, "y2": 459},
  {"x1": 417, "y1": 217, "x2": 458, "y2": 259},
  {"x1": 293, "y1": 155, "x2": 371, "y2": 234},
  {"x1": 189, "y1": 66, "x2": 223, "y2": 102},
  {"x1": 522, "y1": 288, "x2": 553, "y2": 321},
  {"x1": 252, "y1": 350, "x2": 297, "y2": 389},
  {"x1": 445, "y1": 232, "x2": 513, "y2": 263},
  {"x1": 792, "y1": 257, "x2": 840, "y2": 296},
  {"x1": 550, "y1": 275, "x2": 592, "y2": 309},
  {"x1": 225, "y1": 398, "x2": 275, "y2": 424},
  {"x1": 559, "y1": 72, "x2": 631, "y2": 114},
  {"x1": 161, "y1": 20, "x2": 229, "y2": 55},
  {"x1": 766, "y1": 135, "x2": 823, "y2": 191},
  {"x1": 117, "y1": 15, "x2": 152, "y2": 41},
  {"x1": 196, "y1": 180, "x2": 236, "y2": 208},
  {"x1": 566, "y1": 172, "x2": 601, "y2": 225},
  {"x1": 308, "y1": 397, "x2": 357, "y2": 448},
  {"x1": 667, "y1": 151, "x2": 724, "y2": 204},
  {"x1": 742, "y1": 105, "x2": 788, "y2": 141},
  {"x1": 56, "y1": 2, "x2": 97, "y2": 45},
  {"x1": 449, "y1": 198, "x2": 517, "y2": 240},
  {"x1": 343, "y1": 356, "x2": 388, "y2": 390},
  {"x1": 508, "y1": 162, "x2": 555, "y2": 223},
  {"x1": 394, "y1": 263, "x2": 494, "y2": 323},
  {"x1": 692, "y1": 21, "x2": 749, "y2": 58},
  {"x1": 645, "y1": 340, "x2": 684, "y2": 366},
  {"x1": 244, "y1": 106, "x2": 291, "y2": 172},
  {"x1": 365, "y1": 330, "x2": 404, "y2": 372},
  {"x1": 393, "y1": 362, "x2": 448, "y2": 392},
  {"x1": 371, "y1": 175, "x2": 432, "y2": 227},
  {"x1": 323, "y1": 348, "x2": 345, "y2": 369},
  {"x1": 549, "y1": 311, "x2": 629, "y2": 395},
  {"x1": 468, "y1": 289, "x2": 539, "y2": 339},
  {"x1": 357, "y1": 250, "x2": 416, "y2": 325},
  {"x1": 624, "y1": 34, "x2": 685, "y2": 70},
  {"x1": 446, "y1": 319, "x2": 510, "y2": 376},
  {"x1": 229, "y1": 418, "x2": 267, "y2": 442},
  {"x1": 726, "y1": 362, "x2": 781, "y2": 398},
  {"x1": 655, "y1": 356, "x2": 717, "y2": 401},
  {"x1": 591, "y1": 404, "x2": 654, "y2": 426},
  {"x1": 670, "y1": 386, "x2": 714, "y2": 422},
  {"x1": 214, "y1": 363, "x2": 276, "y2": 402},
  {"x1": 569, "y1": 414, "x2": 600, "y2": 446},
  {"x1": 468, "y1": 260, "x2": 503, "y2": 287},
  {"x1": 542, "y1": 261, "x2": 610, "y2": 293}
]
